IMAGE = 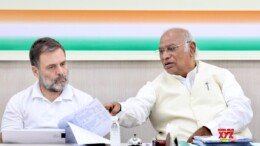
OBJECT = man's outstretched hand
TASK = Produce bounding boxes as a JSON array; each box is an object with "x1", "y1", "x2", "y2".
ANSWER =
[{"x1": 104, "y1": 102, "x2": 121, "y2": 116}]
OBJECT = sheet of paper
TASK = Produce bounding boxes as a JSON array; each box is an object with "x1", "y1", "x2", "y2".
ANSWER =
[
  {"x1": 58, "y1": 98, "x2": 112, "y2": 143},
  {"x1": 68, "y1": 122, "x2": 110, "y2": 145},
  {"x1": 193, "y1": 136, "x2": 252, "y2": 143}
]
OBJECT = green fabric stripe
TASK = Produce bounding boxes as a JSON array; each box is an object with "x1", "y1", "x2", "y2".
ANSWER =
[
  {"x1": 0, "y1": 37, "x2": 259, "y2": 51},
  {"x1": 198, "y1": 38, "x2": 260, "y2": 51}
]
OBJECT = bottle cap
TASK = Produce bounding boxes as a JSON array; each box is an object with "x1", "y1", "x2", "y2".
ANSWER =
[
  {"x1": 128, "y1": 134, "x2": 142, "y2": 146},
  {"x1": 111, "y1": 116, "x2": 118, "y2": 121}
]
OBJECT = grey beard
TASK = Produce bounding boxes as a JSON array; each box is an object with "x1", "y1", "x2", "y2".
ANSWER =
[{"x1": 39, "y1": 74, "x2": 68, "y2": 92}]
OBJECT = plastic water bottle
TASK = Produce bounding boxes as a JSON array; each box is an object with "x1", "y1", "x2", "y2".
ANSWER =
[{"x1": 110, "y1": 116, "x2": 121, "y2": 146}]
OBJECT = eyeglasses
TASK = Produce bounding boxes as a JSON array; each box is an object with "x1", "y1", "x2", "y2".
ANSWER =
[{"x1": 158, "y1": 41, "x2": 191, "y2": 54}]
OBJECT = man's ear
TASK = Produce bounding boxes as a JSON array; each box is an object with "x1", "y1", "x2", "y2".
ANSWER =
[
  {"x1": 32, "y1": 66, "x2": 39, "y2": 79},
  {"x1": 189, "y1": 42, "x2": 196, "y2": 57}
]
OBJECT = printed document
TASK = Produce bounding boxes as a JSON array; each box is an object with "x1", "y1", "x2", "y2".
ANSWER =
[{"x1": 58, "y1": 98, "x2": 112, "y2": 143}]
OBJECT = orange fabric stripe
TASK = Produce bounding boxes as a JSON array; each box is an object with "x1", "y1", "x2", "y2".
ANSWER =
[{"x1": 0, "y1": 10, "x2": 260, "y2": 23}]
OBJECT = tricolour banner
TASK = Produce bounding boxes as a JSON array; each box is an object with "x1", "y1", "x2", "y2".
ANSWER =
[{"x1": 0, "y1": 10, "x2": 260, "y2": 60}]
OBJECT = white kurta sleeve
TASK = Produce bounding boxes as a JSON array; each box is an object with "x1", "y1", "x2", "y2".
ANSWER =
[
  {"x1": 205, "y1": 70, "x2": 253, "y2": 135},
  {"x1": 1, "y1": 95, "x2": 24, "y2": 131},
  {"x1": 118, "y1": 82, "x2": 157, "y2": 128}
]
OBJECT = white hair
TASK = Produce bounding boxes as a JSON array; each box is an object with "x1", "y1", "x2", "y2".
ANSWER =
[
  {"x1": 183, "y1": 30, "x2": 198, "y2": 59},
  {"x1": 183, "y1": 30, "x2": 194, "y2": 52}
]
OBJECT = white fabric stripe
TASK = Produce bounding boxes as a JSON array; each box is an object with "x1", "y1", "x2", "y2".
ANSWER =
[
  {"x1": 1, "y1": 51, "x2": 260, "y2": 61},
  {"x1": 1, "y1": 23, "x2": 260, "y2": 37},
  {"x1": 1, "y1": 0, "x2": 260, "y2": 10}
]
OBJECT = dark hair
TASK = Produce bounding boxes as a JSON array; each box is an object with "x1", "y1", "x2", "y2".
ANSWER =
[{"x1": 29, "y1": 37, "x2": 65, "y2": 67}]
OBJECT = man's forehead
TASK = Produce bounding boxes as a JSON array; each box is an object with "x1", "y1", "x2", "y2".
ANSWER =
[{"x1": 39, "y1": 49, "x2": 66, "y2": 65}]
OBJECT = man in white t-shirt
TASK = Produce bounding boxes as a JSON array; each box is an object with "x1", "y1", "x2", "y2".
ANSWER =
[
  {"x1": 0, "y1": 37, "x2": 93, "y2": 142},
  {"x1": 105, "y1": 28, "x2": 253, "y2": 142}
]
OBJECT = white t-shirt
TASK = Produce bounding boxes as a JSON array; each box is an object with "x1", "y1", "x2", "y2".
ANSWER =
[{"x1": 1, "y1": 82, "x2": 93, "y2": 131}]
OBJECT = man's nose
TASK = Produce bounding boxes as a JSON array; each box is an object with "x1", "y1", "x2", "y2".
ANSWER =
[
  {"x1": 56, "y1": 65, "x2": 64, "y2": 75},
  {"x1": 162, "y1": 51, "x2": 171, "y2": 60}
]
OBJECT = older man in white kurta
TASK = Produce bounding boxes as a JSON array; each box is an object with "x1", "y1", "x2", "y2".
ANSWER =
[
  {"x1": 105, "y1": 28, "x2": 253, "y2": 142},
  {"x1": 119, "y1": 61, "x2": 252, "y2": 141}
]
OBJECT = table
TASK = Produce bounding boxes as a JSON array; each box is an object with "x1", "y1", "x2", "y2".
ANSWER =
[{"x1": 0, "y1": 143, "x2": 260, "y2": 146}]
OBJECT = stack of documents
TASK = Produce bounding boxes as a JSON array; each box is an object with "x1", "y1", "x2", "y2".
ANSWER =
[{"x1": 193, "y1": 136, "x2": 252, "y2": 146}]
